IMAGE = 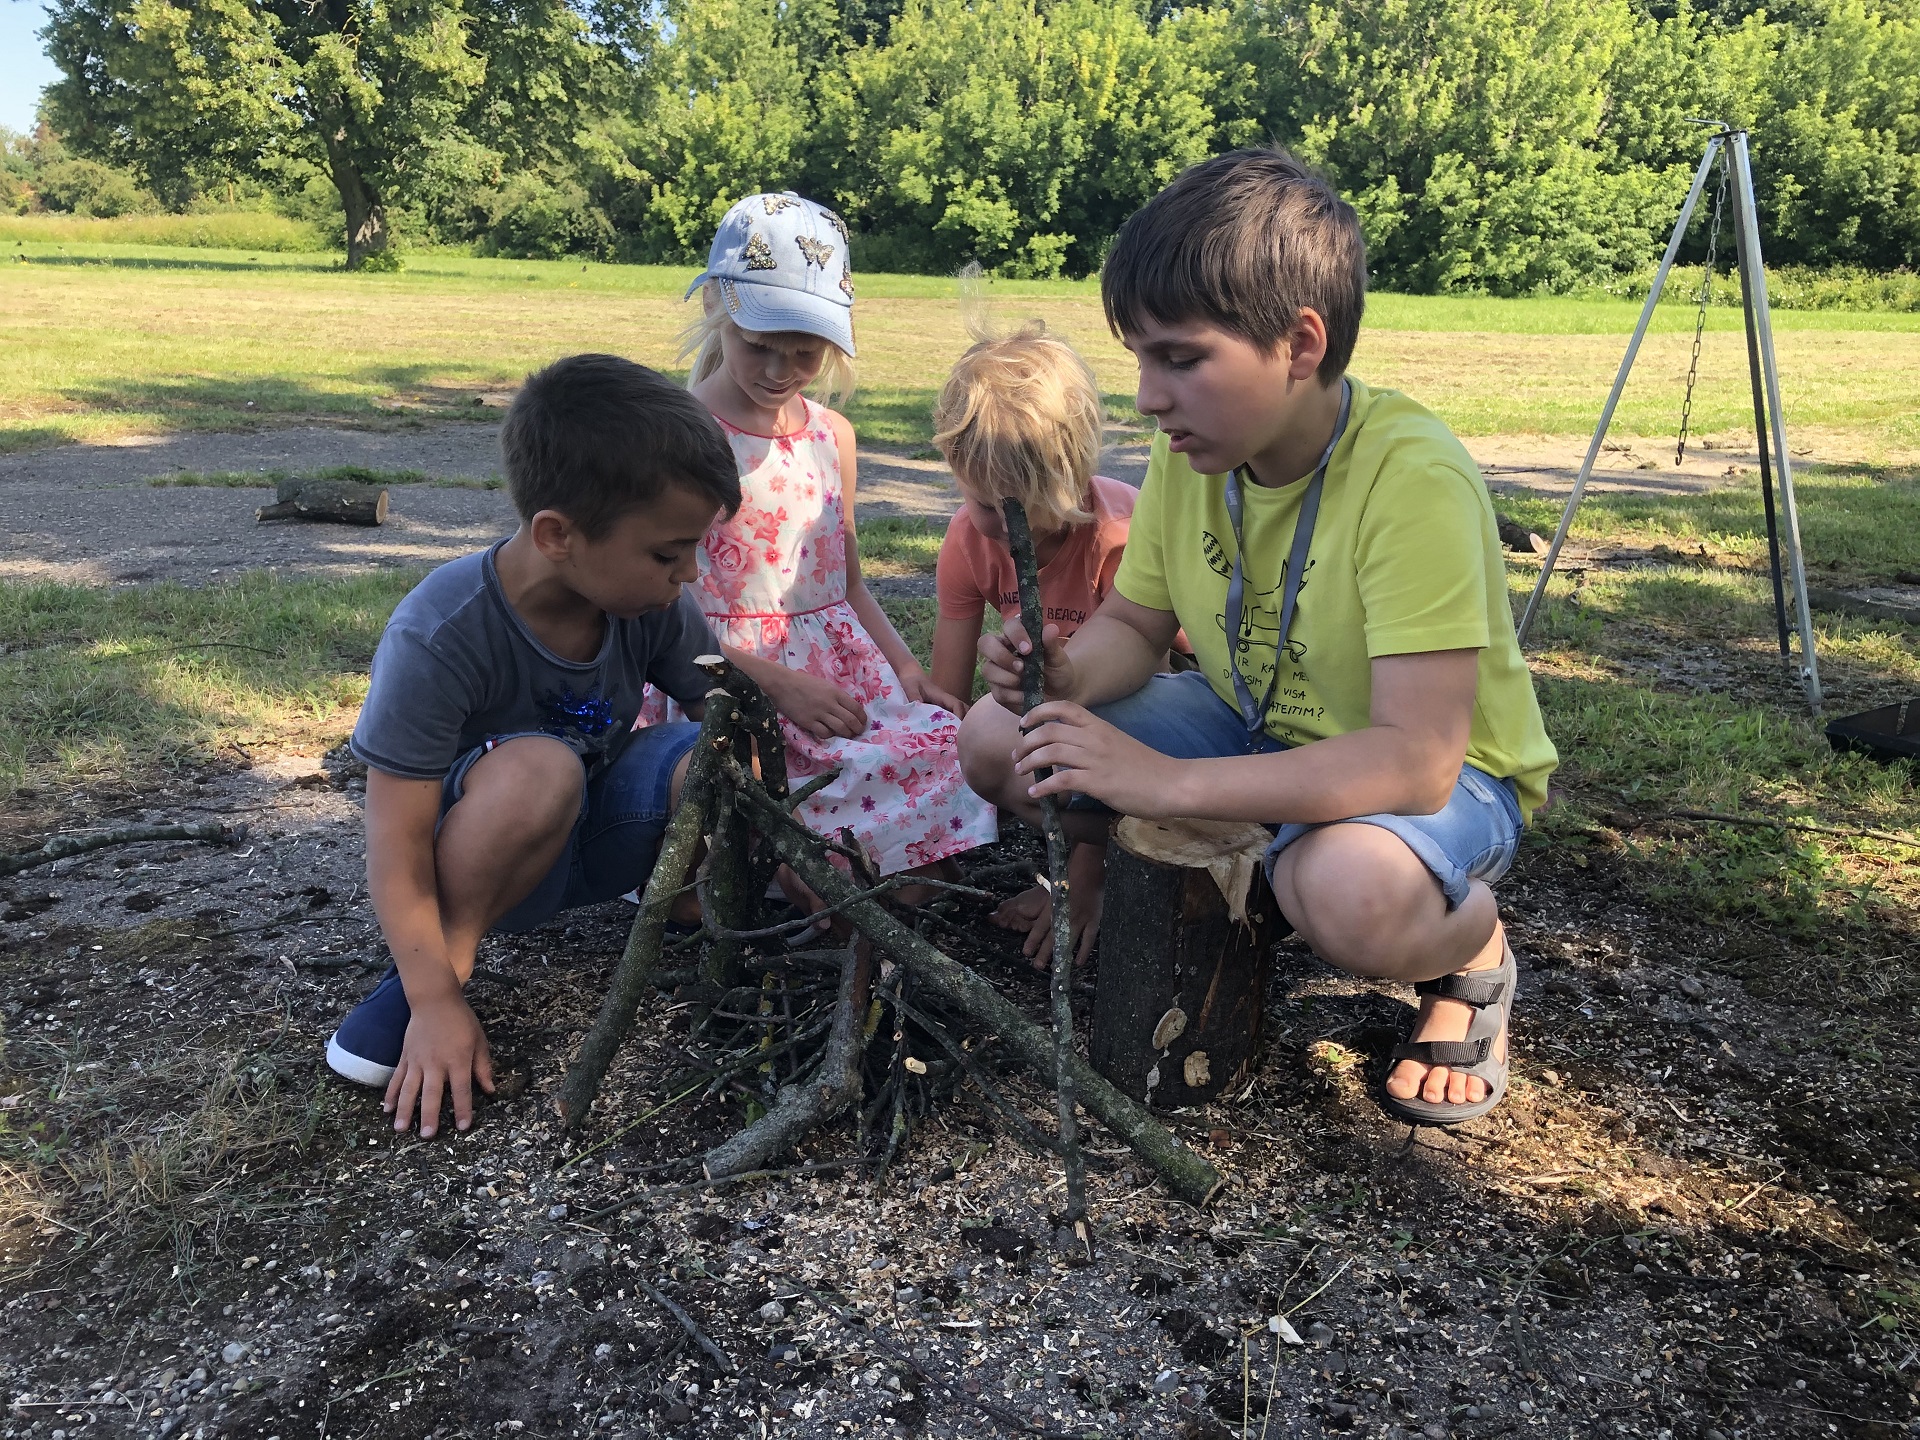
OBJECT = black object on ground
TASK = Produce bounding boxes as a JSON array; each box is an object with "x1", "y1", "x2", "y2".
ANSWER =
[{"x1": 1825, "y1": 699, "x2": 1920, "y2": 763}]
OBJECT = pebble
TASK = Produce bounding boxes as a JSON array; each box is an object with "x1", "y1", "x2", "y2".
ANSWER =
[
  {"x1": 1152, "y1": 1370, "x2": 1180, "y2": 1394},
  {"x1": 1679, "y1": 975, "x2": 1705, "y2": 999},
  {"x1": 1634, "y1": 1263, "x2": 1651, "y2": 1276},
  {"x1": 893, "y1": 1286, "x2": 921, "y2": 1305},
  {"x1": 769, "y1": 1341, "x2": 801, "y2": 1363},
  {"x1": 1423, "y1": 1426, "x2": 1449, "y2": 1440},
  {"x1": 186, "y1": 1368, "x2": 207, "y2": 1386},
  {"x1": 1705, "y1": 1430, "x2": 1730, "y2": 1440},
  {"x1": 1465, "y1": 1405, "x2": 1483, "y2": 1420},
  {"x1": 1541, "y1": 1068, "x2": 1562, "y2": 1087},
  {"x1": 593, "y1": 1343, "x2": 613, "y2": 1360},
  {"x1": 1519, "y1": 1399, "x2": 1535, "y2": 1414},
  {"x1": 548, "y1": 1204, "x2": 569, "y2": 1221},
  {"x1": 530, "y1": 1270, "x2": 557, "y2": 1288},
  {"x1": 758, "y1": 1301, "x2": 787, "y2": 1322},
  {"x1": 220, "y1": 1342, "x2": 248, "y2": 1365},
  {"x1": 1307, "y1": 1321, "x2": 1336, "y2": 1347}
]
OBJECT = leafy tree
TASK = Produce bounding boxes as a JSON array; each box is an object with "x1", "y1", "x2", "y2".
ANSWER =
[
  {"x1": 42, "y1": 0, "x2": 603, "y2": 266},
  {"x1": 637, "y1": 0, "x2": 813, "y2": 259},
  {"x1": 823, "y1": 0, "x2": 1225, "y2": 276}
]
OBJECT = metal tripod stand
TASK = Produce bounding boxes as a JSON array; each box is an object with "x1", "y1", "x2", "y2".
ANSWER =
[{"x1": 1515, "y1": 123, "x2": 1823, "y2": 713}]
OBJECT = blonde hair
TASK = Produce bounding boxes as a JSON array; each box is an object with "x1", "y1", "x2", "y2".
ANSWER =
[
  {"x1": 932, "y1": 320, "x2": 1104, "y2": 529},
  {"x1": 679, "y1": 282, "x2": 857, "y2": 406}
]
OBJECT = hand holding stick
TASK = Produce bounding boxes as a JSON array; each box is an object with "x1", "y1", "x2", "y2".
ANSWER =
[{"x1": 1002, "y1": 498, "x2": 1088, "y2": 1227}]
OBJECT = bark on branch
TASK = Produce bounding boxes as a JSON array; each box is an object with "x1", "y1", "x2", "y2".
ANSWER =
[
  {"x1": 0, "y1": 821, "x2": 243, "y2": 878},
  {"x1": 1003, "y1": 498, "x2": 1088, "y2": 1224}
]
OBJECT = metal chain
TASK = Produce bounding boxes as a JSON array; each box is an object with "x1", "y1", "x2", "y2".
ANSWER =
[{"x1": 1676, "y1": 153, "x2": 1730, "y2": 465}]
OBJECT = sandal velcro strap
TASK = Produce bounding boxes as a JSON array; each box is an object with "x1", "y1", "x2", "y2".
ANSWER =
[
  {"x1": 1413, "y1": 972, "x2": 1507, "y2": 1007},
  {"x1": 1390, "y1": 1038, "x2": 1491, "y2": 1068}
]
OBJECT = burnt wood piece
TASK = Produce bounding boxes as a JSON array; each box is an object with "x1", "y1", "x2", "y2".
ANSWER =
[
  {"x1": 1091, "y1": 824, "x2": 1284, "y2": 1106},
  {"x1": 256, "y1": 476, "x2": 389, "y2": 526}
]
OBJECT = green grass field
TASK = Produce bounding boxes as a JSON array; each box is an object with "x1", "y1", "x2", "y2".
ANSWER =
[
  {"x1": 2, "y1": 240, "x2": 1915, "y2": 941},
  {"x1": 7, "y1": 241, "x2": 1919, "y2": 453}
]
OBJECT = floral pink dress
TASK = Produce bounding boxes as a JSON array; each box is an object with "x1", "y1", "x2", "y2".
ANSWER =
[{"x1": 641, "y1": 399, "x2": 997, "y2": 876}]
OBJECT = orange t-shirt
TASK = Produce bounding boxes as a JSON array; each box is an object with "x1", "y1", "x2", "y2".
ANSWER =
[{"x1": 936, "y1": 475, "x2": 1138, "y2": 638}]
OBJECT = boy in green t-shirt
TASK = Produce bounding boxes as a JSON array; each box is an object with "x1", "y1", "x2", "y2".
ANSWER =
[{"x1": 958, "y1": 148, "x2": 1558, "y2": 1126}]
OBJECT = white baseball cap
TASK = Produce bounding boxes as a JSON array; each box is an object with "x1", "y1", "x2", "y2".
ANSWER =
[{"x1": 686, "y1": 193, "x2": 857, "y2": 358}]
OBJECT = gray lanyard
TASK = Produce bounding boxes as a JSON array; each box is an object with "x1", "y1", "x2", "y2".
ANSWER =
[{"x1": 1221, "y1": 379, "x2": 1353, "y2": 740}]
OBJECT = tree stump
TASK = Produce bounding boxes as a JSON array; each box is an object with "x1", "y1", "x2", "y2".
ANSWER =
[
  {"x1": 256, "y1": 476, "x2": 389, "y2": 526},
  {"x1": 1091, "y1": 817, "x2": 1287, "y2": 1107}
]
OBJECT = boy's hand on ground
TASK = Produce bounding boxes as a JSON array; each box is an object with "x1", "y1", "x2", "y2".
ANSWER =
[
  {"x1": 384, "y1": 995, "x2": 495, "y2": 1139},
  {"x1": 979, "y1": 620, "x2": 1073, "y2": 711},
  {"x1": 760, "y1": 665, "x2": 869, "y2": 740},
  {"x1": 1012, "y1": 701, "x2": 1181, "y2": 817}
]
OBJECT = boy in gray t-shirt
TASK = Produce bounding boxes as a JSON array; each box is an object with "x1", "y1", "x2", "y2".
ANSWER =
[{"x1": 327, "y1": 354, "x2": 742, "y2": 1139}]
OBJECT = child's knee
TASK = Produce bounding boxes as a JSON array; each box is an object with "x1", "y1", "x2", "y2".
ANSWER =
[
  {"x1": 1273, "y1": 825, "x2": 1441, "y2": 974},
  {"x1": 958, "y1": 698, "x2": 1019, "y2": 798},
  {"x1": 455, "y1": 735, "x2": 585, "y2": 834}
]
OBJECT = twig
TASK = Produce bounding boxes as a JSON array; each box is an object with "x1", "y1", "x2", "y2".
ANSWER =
[
  {"x1": 556, "y1": 701, "x2": 727, "y2": 1126},
  {"x1": 893, "y1": 995, "x2": 1063, "y2": 1159},
  {"x1": 731, "y1": 772, "x2": 1223, "y2": 1207},
  {"x1": 784, "y1": 767, "x2": 842, "y2": 811},
  {"x1": 633, "y1": 1274, "x2": 735, "y2": 1374},
  {"x1": 703, "y1": 944, "x2": 874, "y2": 1179},
  {"x1": 0, "y1": 820, "x2": 243, "y2": 878},
  {"x1": 647, "y1": 1159, "x2": 862, "y2": 1196},
  {"x1": 1004, "y1": 498, "x2": 1087, "y2": 1227},
  {"x1": 1634, "y1": 808, "x2": 1920, "y2": 850},
  {"x1": 697, "y1": 873, "x2": 991, "y2": 941}
]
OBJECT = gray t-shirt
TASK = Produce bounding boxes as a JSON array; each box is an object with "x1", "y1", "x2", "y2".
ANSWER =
[{"x1": 350, "y1": 542, "x2": 717, "y2": 781}]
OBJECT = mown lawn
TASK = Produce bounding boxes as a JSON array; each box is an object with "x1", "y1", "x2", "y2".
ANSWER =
[{"x1": 6, "y1": 242, "x2": 1920, "y2": 452}]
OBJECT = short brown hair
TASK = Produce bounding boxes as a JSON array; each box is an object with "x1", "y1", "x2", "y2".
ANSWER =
[
  {"x1": 1101, "y1": 148, "x2": 1366, "y2": 383},
  {"x1": 932, "y1": 322, "x2": 1104, "y2": 530},
  {"x1": 502, "y1": 354, "x2": 741, "y2": 537}
]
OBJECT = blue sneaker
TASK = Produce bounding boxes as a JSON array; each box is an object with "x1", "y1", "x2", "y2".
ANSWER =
[{"x1": 326, "y1": 965, "x2": 411, "y2": 1087}]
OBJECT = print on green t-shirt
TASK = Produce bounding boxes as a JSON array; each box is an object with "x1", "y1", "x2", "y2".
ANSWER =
[{"x1": 1112, "y1": 379, "x2": 1559, "y2": 819}]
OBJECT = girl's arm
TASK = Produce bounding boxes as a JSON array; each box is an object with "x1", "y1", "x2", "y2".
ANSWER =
[
  {"x1": 930, "y1": 613, "x2": 983, "y2": 713},
  {"x1": 828, "y1": 409, "x2": 966, "y2": 714}
]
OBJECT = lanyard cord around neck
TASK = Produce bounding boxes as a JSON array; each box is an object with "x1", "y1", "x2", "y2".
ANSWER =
[{"x1": 1221, "y1": 378, "x2": 1353, "y2": 740}]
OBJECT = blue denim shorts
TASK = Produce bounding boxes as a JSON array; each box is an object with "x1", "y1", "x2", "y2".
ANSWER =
[
  {"x1": 441, "y1": 721, "x2": 702, "y2": 933},
  {"x1": 1074, "y1": 671, "x2": 1523, "y2": 909}
]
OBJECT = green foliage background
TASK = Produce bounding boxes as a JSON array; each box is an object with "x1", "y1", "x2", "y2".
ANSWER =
[{"x1": 16, "y1": 0, "x2": 1920, "y2": 289}]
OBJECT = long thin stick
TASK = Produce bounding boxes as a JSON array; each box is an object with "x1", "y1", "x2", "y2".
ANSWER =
[
  {"x1": 0, "y1": 821, "x2": 241, "y2": 878},
  {"x1": 633, "y1": 1274, "x2": 735, "y2": 1374},
  {"x1": 555, "y1": 700, "x2": 729, "y2": 1127},
  {"x1": 1002, "y1": 498, "x2": 1087, "y2": 1225}
]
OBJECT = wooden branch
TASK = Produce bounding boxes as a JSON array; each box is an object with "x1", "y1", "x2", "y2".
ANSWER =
[
  {"x1": 0, "y1": 820, "x2": 242, "y2": 878},
  {"x1": 633, "y1": 1275, "x2": 734, "y2": 1374},
  {"x1": 731, "y1": 775, "x2": 1223, "y2": 1208},
  {"x1": 555, "y1": 702, "x2": 728, "y2": 1128},
  {"x1": 703, "y1": 942, "x2": 874, "y2": 1180},
  {"x1": 1002, "y1": 498, "x2": 1087, "y2": 1225},
  {"x1": 255, "y1": 476, "x2": 388, "y2": 526},
  {"x1": 1612, "y1": 808, "x2": 1920, "y2": 849}
]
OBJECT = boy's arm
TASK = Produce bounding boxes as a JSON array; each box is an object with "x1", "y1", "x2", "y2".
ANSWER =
[
  {"x1": 1013, "y1": 648, "x2": 1476, "y2": 823},
  {"x1": 930, "y1": 614, "x2": 982, "y2": 712},
  {"x1": 365, "y1": 768, "x2": 493, "y2": 1137}
]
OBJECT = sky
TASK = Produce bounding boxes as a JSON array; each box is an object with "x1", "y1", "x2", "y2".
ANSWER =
[{"x1": 1, "y1": 1, "x2": 58, "y2": 135}]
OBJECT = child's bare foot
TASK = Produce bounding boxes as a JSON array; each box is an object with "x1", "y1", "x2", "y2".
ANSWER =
[
  {"x1": 990, "y1": 841, "x2": 1105, "y2": 969},
  {"x1": 1384, "y1": 924, "x2": 1510, "y2": 1109}
]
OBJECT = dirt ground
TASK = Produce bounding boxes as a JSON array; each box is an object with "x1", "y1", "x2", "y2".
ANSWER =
[
  {"x1": 2, "y1": 425, "x2": 1917, "y2": 1440},
  {"x1": 0, "y1": 417, "x2": 1823, "y2": 588}
]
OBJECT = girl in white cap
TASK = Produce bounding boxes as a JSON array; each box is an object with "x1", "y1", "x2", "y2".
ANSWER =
[{"x1": 641, "y1": 192, "x2": 997, "y2": 880}]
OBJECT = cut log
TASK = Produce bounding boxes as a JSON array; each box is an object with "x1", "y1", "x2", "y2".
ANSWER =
[
  {"x1": 256, "y1": 476, "x2": 389, "y2": 526},
  {"x1": 1496, "y1": 513, "x2": 1548, "y2": 555},
  {"x1": 1091, "y1": 817, "x2": 1286, "y2": 1107}
]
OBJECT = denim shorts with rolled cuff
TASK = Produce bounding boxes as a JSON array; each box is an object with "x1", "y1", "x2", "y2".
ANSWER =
[
  {"x1": 1065, "y1": 671, "x2": 1523, "y2": 909},
  {"x1": 439, "y1": 720, "x2": 703, "y2": 933}
]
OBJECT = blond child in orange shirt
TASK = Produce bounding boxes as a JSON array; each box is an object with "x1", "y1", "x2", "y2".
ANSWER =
[{"x1": 931, "y1": 323, "x2": 1139, "y2": 967}]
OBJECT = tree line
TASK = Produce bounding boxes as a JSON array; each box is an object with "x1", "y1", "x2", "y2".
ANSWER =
[{"x1": 33, "y1": 0, "x2": 1920, "y2": 289}]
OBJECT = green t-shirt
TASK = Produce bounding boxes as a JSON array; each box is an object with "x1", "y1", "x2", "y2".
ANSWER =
[{"x1": 1113, "y1": 378, "x2": 1558, "y2": 818}]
